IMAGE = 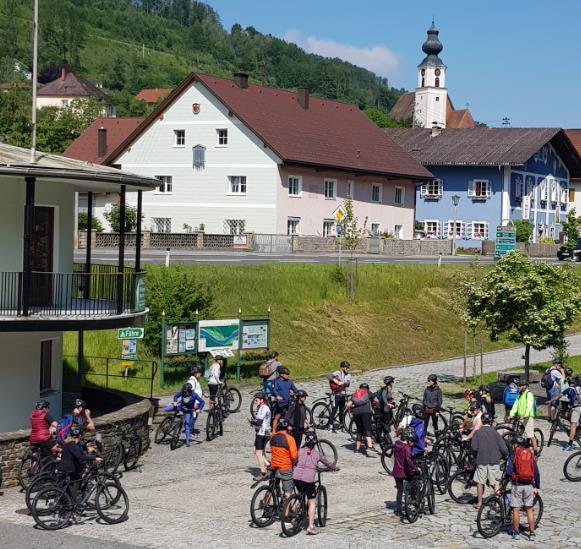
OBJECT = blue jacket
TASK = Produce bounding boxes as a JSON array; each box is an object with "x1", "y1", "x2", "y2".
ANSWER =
[
  {"x1": 173, "y1": 391, "x2": 205, "y2": 412},
  {"x1": 410, "y1": 418, "x2": 426, "y2": 456},
  {"x1": 273, "y1": 378, "x2": 298, "y2": 406}
]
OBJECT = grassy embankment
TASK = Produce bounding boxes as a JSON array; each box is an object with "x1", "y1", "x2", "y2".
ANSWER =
[{"x1": 63, "y1": 263, "x2": 581, "y2": 395}]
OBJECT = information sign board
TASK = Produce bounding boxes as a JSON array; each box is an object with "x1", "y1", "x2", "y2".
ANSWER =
[
  {"x1": 117, "y1": 327, "x2": 144, "y2": 339},
  {"x1": 495, "y1": 225, "x2": 516, "y2": 257},
  {"x1": 166, "y1": 324, "x2": 197, "y2": 355},
  {"x1": 198, "y1": 319, "x2": 240, "y2": 352},
  {"x1": 242, "y1": 320, "x2": 269, "y2": 349},
  {"x1": 121, "y1": 339, "x2": 137, "y2": 360}
]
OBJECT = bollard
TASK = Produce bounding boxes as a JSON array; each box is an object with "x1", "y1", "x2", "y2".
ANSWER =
[
  {"x1": 165, "y1": 247, "x2": 170, "y2": 267},
  {"x1": 438, "y1": 253, "x2": 442, "y2": 268}
]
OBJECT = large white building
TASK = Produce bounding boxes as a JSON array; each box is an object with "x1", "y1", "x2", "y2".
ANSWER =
[{"x1": 66, "y1": 72, "x2": 433, "y2": 239}]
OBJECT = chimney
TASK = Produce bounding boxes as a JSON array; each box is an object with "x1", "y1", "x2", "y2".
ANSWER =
[
  {"x1": 97, "y1": 126, "x2": 107, "y2": 158},
  {"x1": 60, "y1": 67, "x2": 67, "y2": 81},
  {"x1": 233, "y1": 71, "x2": 249, "y2": 89},
  {"x1": 297, "y1": 87, "x2": 309, "y2": 110},
  {"x1": 431, "y1": 122, "x2": 442, "y2": 138},
  {"x1": 258, "y1": 62, "x2": 266, "y2": 85}
]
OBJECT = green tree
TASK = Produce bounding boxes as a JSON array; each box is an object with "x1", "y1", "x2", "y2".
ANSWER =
[
  {"x1": 78, "y1": 212, "x2": 104, "y2": 232},
  {"x1": 561, "y1": 208, "x2": 581, "y2": 252},
  {"x1": 104, "y1": 204, "x2": 142, "y2": 233},
  {"x1": 144, "y1": 265, "x2": 215, "y2": 355},
  {"x1": 363, "y1": 106, "x2": 401, "y2": 128},
  {"x1": 460, "y1": 252, "x2": 581, "y2": 381},
  {"x1": 513, "y1": 220, "x2": 534, "y2": 243}
]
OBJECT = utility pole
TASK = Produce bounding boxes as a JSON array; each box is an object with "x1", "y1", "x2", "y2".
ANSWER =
[{"x1": 30, "y1": 0, "x2": 39, "y2": 163}]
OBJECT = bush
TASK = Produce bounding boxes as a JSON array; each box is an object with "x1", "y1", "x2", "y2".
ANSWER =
[
  {"x1": 104, "y1": 204, "x2": 141, "y2": 233},
  {"x1": 513, "y1": 220, "x2": 533, "y2": 243},
  {"x1": 144, "y1": 265, "x2": 215, "y2": 356},
  {"x1": 540, "y1": 236, "x2": 555, "y2": 244},
  {"x1": 78, "y1": 212, "x2": 104, "y2": 232}
]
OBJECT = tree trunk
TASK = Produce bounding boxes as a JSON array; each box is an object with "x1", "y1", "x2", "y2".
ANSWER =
[{"x1": 524, "y1": 343, "x2": 531, "y2": 382}]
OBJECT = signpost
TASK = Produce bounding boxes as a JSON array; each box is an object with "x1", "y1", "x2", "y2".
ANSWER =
[
  {"x1": 117, "y1": 327, "x2": 144, "y2": 339},
  {"x1": 522, "y1": 196, "x2": 531, "y2": 221},
  {"x1": 121, "y1": 338, "x2": 137, "y2": 360},
  {"x1": 495, "y1": 224, "x2": 516, "y2": 258}
]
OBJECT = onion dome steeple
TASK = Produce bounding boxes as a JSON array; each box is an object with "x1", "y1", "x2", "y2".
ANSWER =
[{"x1": 419, "y1": 21, "x2": 444, "y2": 68}]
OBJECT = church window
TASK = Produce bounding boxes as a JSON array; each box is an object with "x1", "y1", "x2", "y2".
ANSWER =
[
  {"x1": 435, "y1": 77, "x2": 440, "y2": 88},
  {"x1": 421, "y1": 78, "x2": 425, "y2": 87}
]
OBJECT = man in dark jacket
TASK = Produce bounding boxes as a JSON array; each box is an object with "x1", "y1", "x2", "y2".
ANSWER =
[
  {"x1": 471, "y1": 413, "x2": 508, "y2": 509},
  {"x1": 423, "y1": 374, "x2": 443, "y2": 434},
  {"x1": 286, "y1": 390, "x2": 309, "y2": 448}
]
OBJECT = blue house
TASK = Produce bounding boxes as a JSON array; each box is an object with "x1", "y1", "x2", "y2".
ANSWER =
[{"x1": 386, "y1": 127, "x2": 581, "y2": 245}]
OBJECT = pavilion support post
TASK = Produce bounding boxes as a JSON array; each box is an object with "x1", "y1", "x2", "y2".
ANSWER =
[
  {"x1": 22, "y1": 176, "x2": 36, "y2": 316},
  {"x1": 84, "y1": 192, "x2": 93, "y2": 300},
  {"x1": 135, "y1": 190, "x2": 142, "y2": 272},
  {"x1": 116, "y1": 185, "x2": 126, "y2": 314}
]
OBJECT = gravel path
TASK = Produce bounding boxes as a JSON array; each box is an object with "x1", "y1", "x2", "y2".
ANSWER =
[{"x1": 1, "y1": 334, "x2": 580, "y2": 548}]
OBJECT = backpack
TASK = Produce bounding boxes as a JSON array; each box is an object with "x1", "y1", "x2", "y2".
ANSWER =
[
  {"x1": 352, "y1": 388, "x2": 370, "y2": 407},
  {"x1": 56, "y1": 414, "x2": 74, "y2": 443},
  {"x1": 504, "y1": 384, "x2": 519, "y2": 408},
  {"x1": 410, "y1": 418, "x2": 425, "y2": 447},
  {"x1": 571, "y1": 386, "x2": 581, "y2": 408},
  {"x1": 329, "y1": 373, "x2": 342, "y2": 393},
  {"x1": 258, "y1": 361, "x2": 271, "y2": 378},
  {"x1": 512, "y1": 446, "x2": 535, "y2": 484},
  {"x1": 541, "y1": 368, "x2": 555, "y2": 390}
]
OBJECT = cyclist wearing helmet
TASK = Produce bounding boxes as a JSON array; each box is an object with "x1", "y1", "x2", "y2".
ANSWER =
[
  {"x1": 348, "y1": 383, "x2": 375, "y2": 454},
  {"x1": 396, "y1": 409, "x2": 425, "y2": 456},
  {"x1": 164, "y1": 383, "x2": 205, "y2": 447},
  {"x1": 71, "y1": 399, "x2": 95, "y2": 433},
  {"x1": 286, "y1": 389, "x2": 309, "y2": 448},
  {"x1": 463, "y1": 401, "x2": 484, "y2": 442},
  {"x1": 292, "y1": 431, "x2": 338, "y2": 535},
  {"x1": 205, "y1": 355, "x2": 224, "y2": 409},
  {"x1": 187, "y1": 366, "x2": 204, "y2": 398},
  {"x1": 423, "y1": 374, "x2": 442, "y2": 434},
  {"x1": 327, "y1": 361, "x2": 351, "y2": 432},
  {"x1": 269, "y1": 418, "x2": 298, "y2": 498},
  {"x1": 29, "y1": 400, "x2": 58, "y2": 448},
  {"x1": 549, "y1": 375, "x2": 581, "y2": 451},
  {"x1": 509, "y1": 379, "x2": 537, "y2": 452},
  {"x1": 392, "y1": 428, "x2": 418, "y2": 517},
  {"x1": 478, "y1": 385, "x2": 496, "y2": 420},
  {"x1": 376, "y1": 376, "x2": 396, "y2": 421},
  {"x1": 272, "y1": 367, "x2": 297, "y2": 433},
  {"x1": 250, "y1": 393, "x2": 271, "y2": 480}
]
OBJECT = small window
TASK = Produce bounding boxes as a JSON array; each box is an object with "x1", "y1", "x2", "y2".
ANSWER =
[
  {"x1": 394, "y1": 224, "x2": 403, "y2": 239},
  {"x1": 224, "y1": 219, "x2": 246, "y2": 235},
  {"x1": 60, "y1": 99, "x2": 70, "y2": 108},
  {"x1": 288, "y1": 176, "x2": 302, "y2": 197},
  {"x1": 424, "y1": 220, "x2": 440, "y2": 238},
  {"x1": 324, "y1": 179, "x2": 336, "y2": 199},
  {"x1": 228, "y1": 176, "x2": 247, "y2": 195},
  {"x1": 217, "y1": 129, "x2": 228, "y2": 146},
  {"x1": 371, "y1": 184, "x2": 382, "y2": 203},
  {"x1": 435, "y1": 96, "x2": 440, "y2": 102},
  {"x1": 421, "y1": 77, "x2": 425, "y2": 87},
  {"x1": 322, "y1": 219, "x2": 335, "y2": 237},
  {"x1": 471, "y1": 221, "x2": 488, "y2": 240},
  {"x1": 193, "y1": 144, "x2": 206, "y2": 168},
  {"x1": 394, "y1": 186, "x2": 405, "y2": 206},
  {"x1": 174, "y1": 129, "x2": 185, "y2": 147},
  {"x1": 435, "y1": 77, "x2": 440, "y2": 88},
  {"x1": 155, "y1": 175, "x2": 172, "y2": 194},
  {"x1": 469, "y1": 179, "x2": 491, "y2": 199},
  {"x1": 421, "y1": 179, "x2": 443, "y2": 198},
  {"x1": 287, "y1": 217, "x2": 300, "y2": 235},
  {"x1": 152, "y1": 217, "x2": 172, "y2": 233},
  {"x1": 370, "y1": 223, "x2": 381, "y2": 236},
  {"x1": 346, "y1": 180, "x2": 354, "y2": 199},
  {"x1": 40, "y1": 340, "x2": 52, "y2": 392},
  {"x1": 446, "y1": 221, "x2": 464, "y2": 239}
]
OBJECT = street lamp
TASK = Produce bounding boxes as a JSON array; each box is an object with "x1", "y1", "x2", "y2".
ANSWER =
[{"x1": 451, "y1": 194, "x2": 460, "y2": 256}]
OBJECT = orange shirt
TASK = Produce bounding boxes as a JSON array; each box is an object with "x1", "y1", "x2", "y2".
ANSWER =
[{"x1": 269, "y1": 431, "x2": 298, "y2": 471}]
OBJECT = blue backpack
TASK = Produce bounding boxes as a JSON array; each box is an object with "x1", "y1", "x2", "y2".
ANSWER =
[
  {"x1": 410, "y1": 418, "x2": 426, "y2": 454},
  {"x1": 56, "y1": 414, "x2": 74, "y2": 443},
  {"x1": 504, "y1": 385, "x2": 519, "y2": 408}
]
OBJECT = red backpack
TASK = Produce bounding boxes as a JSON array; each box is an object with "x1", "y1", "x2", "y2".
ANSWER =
[{"x1": 512, "y1": 447, "x2": 535, "y2": 484}]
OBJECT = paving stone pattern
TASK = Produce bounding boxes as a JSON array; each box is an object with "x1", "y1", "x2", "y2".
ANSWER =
[{"x1": 1, "y1": 335, "x2": 581, "y2": 548}]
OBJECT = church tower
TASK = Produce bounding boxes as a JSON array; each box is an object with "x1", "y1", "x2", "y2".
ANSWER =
[{"x1": 413, "y1": 22, "x2": 448, "y2": 128}]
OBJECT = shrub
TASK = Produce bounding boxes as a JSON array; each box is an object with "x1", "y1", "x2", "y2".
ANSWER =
[
  {"x1": 104, "y1": 204, "x2": 141, "y2": 233},
  {"x1": 78, "y1": 212, "x2": 104, "y2": 232},
  {"x1": 513, "y1": 220, "x2": 533, "y2": 243}
]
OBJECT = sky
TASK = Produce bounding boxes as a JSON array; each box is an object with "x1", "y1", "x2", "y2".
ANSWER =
[{"x1": 208, "y1": 0, "x2": 581, "y2": 128}]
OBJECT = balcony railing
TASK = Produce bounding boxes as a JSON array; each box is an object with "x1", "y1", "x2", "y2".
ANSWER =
[{"x1": 0, "y1": 265, "x2": 145, "y2": 318}]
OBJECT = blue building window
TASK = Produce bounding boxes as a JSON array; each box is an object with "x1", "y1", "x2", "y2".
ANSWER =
[
  {"x1": 468, "y1": 179, "x2": 491, "y2": 199},
  {"x1": 421, "y1": 179, "x2": 443, "y2": 199}
]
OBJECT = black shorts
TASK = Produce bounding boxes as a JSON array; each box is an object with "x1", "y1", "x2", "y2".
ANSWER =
[
  {"x1": 254, "y1": 434, "x2": 268, "y2": 450},
  {"x1": 209, "y1": 384, "x2": 219, "y2": 400},
  {"x1": 354, "y1": 412, "x2": 372, "y2": 439},
  {"x1": 294, "y1": 479, "x2": 317, "y2": 499}
]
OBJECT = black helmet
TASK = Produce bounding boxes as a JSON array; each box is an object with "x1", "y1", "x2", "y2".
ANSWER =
[
  {"x1": 214, "y1": 355, "x2": 225, "y2": 361},
  {"x1": 74, "y1": 399, "x2": 86, "y2": 409},
  {"x1": 304, "y1": 431, "x2": 318, "y2": 447},
  {"x1": 565, "y1": 368, "x2": 573, "y2": 377},
  {"x1": 428, "y1": 374, "x2": 437, "y2": 383},
  {"x1": 518, "y1": 379, "x2": 529, "y2": 386},
  {"x1": 190, "y1": 366, "x2": 201, "y2": 375},
  {"x1": 296, "y1": 390, "x2": 308, "y2": 398},
  {"x1": 270, "y1": 351, "x2": 279, "y2": 359},
  {"x1": 481, "y1": 413, "x2": 492, "y2": 424},
  {"x1": 182, "y1": 382, "x2": 193, "y2": 394},
  {"x1": 340, "y1": 360, "x2": 350, "y2": 369},
  {"x1": 254, "y1": 392, "x2": 266, "y2": 400},
  {"x1": 277, "y1": 418, "x2": 289, "y2": 429},
  {"x1": 412, "y1": 403, "x2": 424, "y2": 419},
  {"x1": 401, "y1": 427, "x2": 417, "y2": 444},
  {"x1": 69, "y1": 426, "x2": 82, "y2": 437},
  {"x1": 384, "y1": 376, "x2": 394, "y2": 385},
  {"x1": 359, "y1": 383, "x2": 369, "y2": 390},
  {"x1": 479, "y1": 385, "x2": 490, "y2": 393},
  {"x1": 35, "y1": 400, "x2": 50, "y2": 410},
  {"x1": 278, "y1": 366, "x2": 290, "y2": 375},
  {"x1": 513, "y1": 436, "x2": 528, "y2": 447}
]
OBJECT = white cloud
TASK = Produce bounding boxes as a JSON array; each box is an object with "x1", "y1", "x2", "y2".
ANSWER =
[{"x1": 284, "y1": 29, "x2": 399, "y2": 80}]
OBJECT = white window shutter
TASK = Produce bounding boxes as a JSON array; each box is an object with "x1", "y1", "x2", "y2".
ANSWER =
[
  {"x1": 486, "y1": 181, "x2": 492, "y2": 197},
  {"x1": 515, "y1": 179, "x2": 523, "y2": 198},
  {"x1": 465, "y1": 222, "x2": 473, "y2": 240},
  {"x1": 468, "y1": 180, "x2": 475, "y2": 197},
  {"x1": 420, "y1": 184, "x2": 426, "y2": 197},
  {"x1": 484, "y1": 222, "x2": 489, "y2": 240},
  {"x1": 436, "y1": 221, "x2": 441, "y2": 238},
  {"x1": 438, "y1": 179, "x2": 443, "y2": 196},
  {"x1": 460, "y1": 222, "x2": 466, "y2": 238},
  {"x1": 561, "y1": 187, "x2": 568, "y2": 204},
  {"x1": 443, "y1": 221, "x2": 450, "y2": 238}
]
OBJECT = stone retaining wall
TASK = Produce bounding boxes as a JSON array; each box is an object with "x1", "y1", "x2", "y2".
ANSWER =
[
  {"x1": 381, "y1": 239, "x2": 453, "y2": 255},
  {"x1": 0, "y1": 389, "x2": 152, "y2": 488}
]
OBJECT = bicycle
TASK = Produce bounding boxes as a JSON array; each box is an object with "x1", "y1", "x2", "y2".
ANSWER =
[
  {"x1": 348, "y1": 408, "x2": 394, "y2": 453},
  {"x1": 563, "y1": 449, "x2": 581, "y2": 481},
  {"x1": 219, "y1": 379, "x2": 242, "y2": 416},
  {"x1": 97, "y1": 424, "x2": 142, "y2": 471},
  {"x1": 547, "y1": 406, "x2": 580, "y2": 448},
  {"x1": 206, "y1": 390, "x2": 225, "y2": 442},
  {"x1": 249, "y1": 471, "x2": 287, "y2": 527},
  {"x1": 403, "y1": 454, "x2": 436, "y2": 523},
  {"x1": 476, "y1": 476, "x2": 543, "y2": 538},
  {"x1": 447, "y1": 445, "x2": 479, "y2": 504},
  {"x1": 311, "y1": 392, "x2": 351, "y2": 431},
  {"x1": 18, "y1": 444, "x2": 57, "y2": 490},
  {"x1": 280, "y1": 471, "x2": 330, "y2": 537},
  {"x1": 495, "y1": 417, "x2": 545, "y2": 456}
]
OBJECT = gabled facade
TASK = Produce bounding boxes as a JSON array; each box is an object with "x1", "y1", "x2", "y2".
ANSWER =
[
  {"x1": 66, "y1": 72, "x2": 432, "y2": 238},
  {"x1": 386, "y1": 128, "x2": 581, "y2": 245}
]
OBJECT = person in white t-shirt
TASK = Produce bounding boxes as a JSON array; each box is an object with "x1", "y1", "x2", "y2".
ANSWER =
[
  {"x1": 250, "y1": 393, "x2": 272, "y2": 481},
  {"x1": 187, "y1": 366, "x2": 204, "y2": 398},
  {"x1": 205, "y1": 355, "x2": 223, "y2": 409}
]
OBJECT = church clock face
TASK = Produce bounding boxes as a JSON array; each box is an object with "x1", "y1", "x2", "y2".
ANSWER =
[{"x1": 435, "y1": 68, "x2": 441, "y2": 76}]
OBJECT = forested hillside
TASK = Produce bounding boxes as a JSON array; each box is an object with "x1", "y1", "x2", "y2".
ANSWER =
[{"x1": 0, "y1": 0, "x2": 402, "y2": 112}]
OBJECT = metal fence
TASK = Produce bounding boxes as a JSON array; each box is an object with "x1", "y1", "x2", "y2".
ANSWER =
[{"x1": 251, "y1": 234, "x2": 293, "y2": 253}]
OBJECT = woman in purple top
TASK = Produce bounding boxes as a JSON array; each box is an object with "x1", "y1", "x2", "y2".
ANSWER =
[
  {"x1": 392, "y1": 427, "x2": 418, "y2": 517},
  {"x1": 291, "y1": 431, "x2": 338, "y2": 535}
]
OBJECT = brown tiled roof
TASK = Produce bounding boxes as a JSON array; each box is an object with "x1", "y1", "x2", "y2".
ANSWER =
[
  {"x1": 389, "y1": 92, "x2": 415, "y2": 121},
  {"x1": 390, "y1": 92, "x2": 475, "y2": 128},
  {"x1": 447, "y1": 109, "x2": 475, "y2": 129},
  {"x1": 63, "y1": 117, "x2": 143, "y2": 164},
  {"x1": 134, "y1": 88, "x2": 171, "y2": 104},
  {"x1": 564, "y1": 130, "x2": 581, "y2": 154},
  {"x1": 104, "y1": 73, "x2": 432, "y2": 180},
  {"x1": 38, "y1": 70, "x2": 111, "y2": 102},
  {"x1": 385, "y1": 127, "x2": 581, "y2": 176}
]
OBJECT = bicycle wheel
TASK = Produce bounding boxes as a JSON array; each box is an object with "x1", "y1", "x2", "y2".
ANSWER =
[
  {"x1": 250, "y1": 485, "x2": 277, "y2": 527},
  {"x1": 218, "y1": 409, "x2": 224, "y2": 437},
  {"x1": 348, "y1": 417, "x2": 358, "y2": 442},
  {"x1": 533, "y1": 428, "x2": 544, "y2": 456},
  {"x1": 250, "y1": 397, "x2": 260, "y2": 419},
  {"x1": 532, "y1": 494, "x2": 543, "y2": 528},
  {"x1": 311, "y1": 402, "x2": 331, "y2": 430},
  {"x1": 316, "y1": 439, "x2": 338, "y2": 469},
  {"x1": 377, "y1": 428, "x2": 393, "y2": 453},
  {"x1": 26, "y1": 473, "x2": 58, "y2": 512},
  {"x1": 124, "y1": 435, "x2": 142, "y2": 471},
  {"x1": 95, "y1": 480, "x2": 129, "y2": 524},
  {"x1": 430, "y1": 454, "x2": 449, "y2": 495},
  {"x1": 563, "y1": 450, "x2": 581, "y2": 481},
  {"x1": 380, "y1": 447, "x2": 394, "y2": 475},
  {"x1": 169, "y1": 419, "x2": 182, "y2": 450},
  {"x1": 226, "y1": 387, "x2": 242, "y2": 413},
  {"x1": 205, "y1": 411, "x2": 216, "y2": 442},
  {"x1": 317, "y1": 485, "x2": 328, "y2": 527},
  {"x1": 154, "y1": 417, "x2": 173, "y2": 444},
  {"x1": 104, "y1": 443, "x2": 124, "y2": 474},
  {"x1": 31, "y1": 486, "x2": 73, "y2": 530},
  {"x1": 476, "y1": 495, "x2": 503, "y2": 538},
  {"x1": 280, "y1": 494, "x2": 304, "y2": 537},
  {"x1": 547, "y1": 420, "x2": 558, "y2": 447},
  {"x1": 18, "y1": 450, "x2": 39, "y2": 490},
  {"x1": 448, "y1": 469, "x2": 477, "y2": 505},
  {"x1": 426, "y1": 479, "x2": 436, "y2": 515},
  {"x1": 403, "y1": 478, "x2": 421, "y2": 523}
]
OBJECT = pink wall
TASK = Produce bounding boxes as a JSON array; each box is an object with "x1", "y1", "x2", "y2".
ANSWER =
[{"x1": 276, "y1": 166, "x2": 416, "y2": 238}]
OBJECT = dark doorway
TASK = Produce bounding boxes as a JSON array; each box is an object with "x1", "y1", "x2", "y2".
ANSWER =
[{"x1": 30, "y1": 206, "x2": 54, "y2": 306}]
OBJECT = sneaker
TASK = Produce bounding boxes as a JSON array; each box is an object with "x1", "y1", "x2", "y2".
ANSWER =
[
  {"x1": 512, "y1": 531, "x2": 521, "y2": 541},
  {"x1": 306, "y1": 527, "x2": 319, "y2": 535},
  {"x1": 529, "y1": 532, "x2": 536, "y2": 541},
  {"x1": 563, "y1": 443, "x2": 574, "y2": 451}
]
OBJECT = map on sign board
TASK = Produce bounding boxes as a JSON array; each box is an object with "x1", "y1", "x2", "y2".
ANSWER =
[
  {"x1": 242, "y1": 320, "x2": 269, "y2": 349},
  {"x1": 198, "y1": 319, "x2": 240, "y2": 352},
  {"x1": 166, "y1": 324, "x2": 196, "y2": 355}
]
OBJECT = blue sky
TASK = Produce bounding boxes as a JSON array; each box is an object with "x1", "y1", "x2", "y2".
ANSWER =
[{"x1": 209, "y1": 0, "x2": 581, "y2": 128}]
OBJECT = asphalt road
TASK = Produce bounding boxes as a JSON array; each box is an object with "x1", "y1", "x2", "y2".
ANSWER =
[{"x1": 73, "y1": 249, "x2": 551, "y2": 266}]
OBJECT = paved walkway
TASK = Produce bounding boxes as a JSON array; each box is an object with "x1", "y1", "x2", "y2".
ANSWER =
[{"x1": 1, "y1": 335, "x2": 580, "y2": 548}]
